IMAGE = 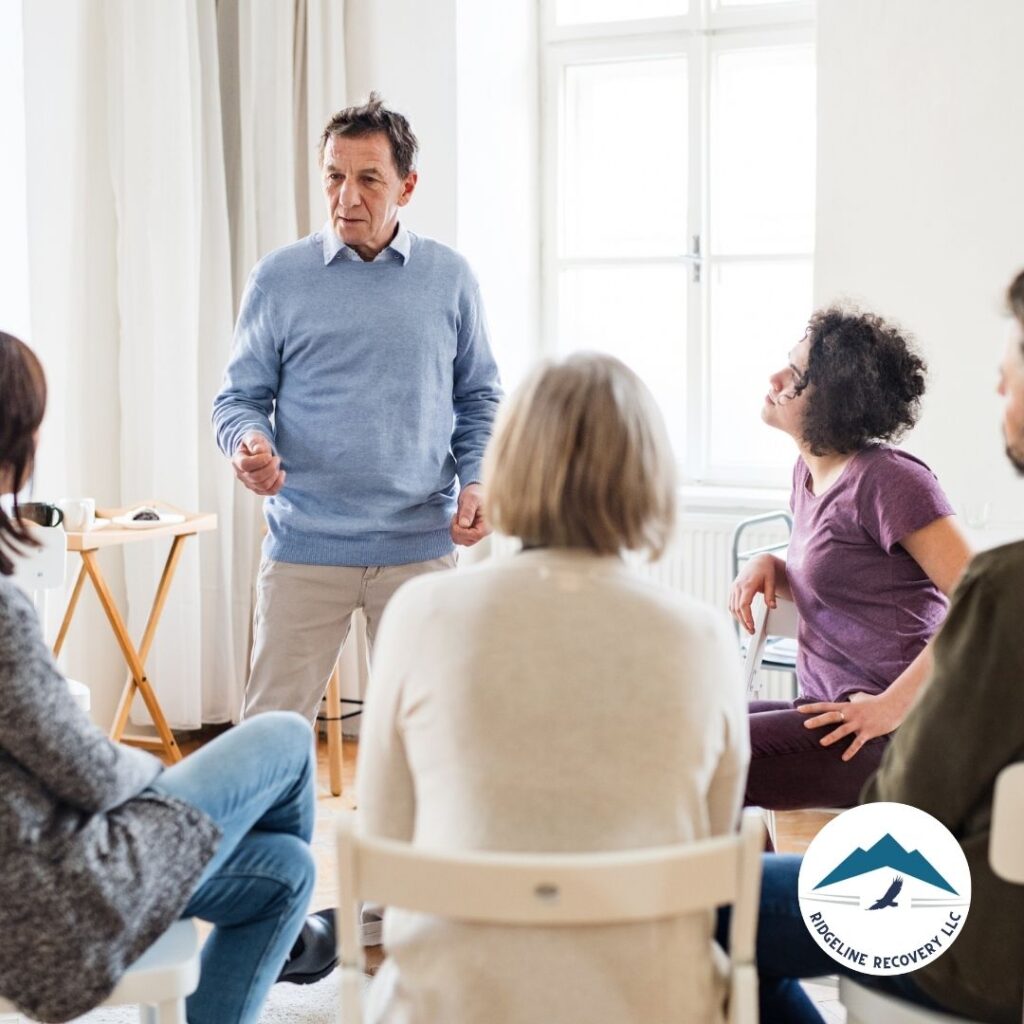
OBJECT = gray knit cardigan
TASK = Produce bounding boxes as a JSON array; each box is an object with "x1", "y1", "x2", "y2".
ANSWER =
[{"x1": 0, "y1": 577, "x2": 220, "y2": 1022}]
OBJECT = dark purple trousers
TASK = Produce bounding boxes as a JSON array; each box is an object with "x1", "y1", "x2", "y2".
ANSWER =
[{"x1": 744, "y1": 699, "x2": 890, "y2": 810}]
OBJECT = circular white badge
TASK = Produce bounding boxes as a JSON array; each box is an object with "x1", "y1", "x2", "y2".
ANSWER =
[{"x1": 797, "y1": 802, "x2": 971, "y2": 976}]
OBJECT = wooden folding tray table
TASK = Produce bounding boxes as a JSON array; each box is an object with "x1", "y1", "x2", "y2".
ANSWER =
[{"x1": 53, "y1": 503, "x2": 217, "y2": 763}]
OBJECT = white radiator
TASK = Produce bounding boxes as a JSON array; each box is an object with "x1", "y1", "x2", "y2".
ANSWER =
[{"x1": 636, "y1": 512, "x2": 786, "y2": 607}]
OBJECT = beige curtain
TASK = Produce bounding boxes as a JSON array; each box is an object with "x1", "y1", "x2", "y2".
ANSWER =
[{"x1": 22, "y1": 0, "x2": 347, "y2": 728}]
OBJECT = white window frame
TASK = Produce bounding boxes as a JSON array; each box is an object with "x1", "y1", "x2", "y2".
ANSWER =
[{"x1": 541, "y1": 0, "x2": 815, "y2": 489}]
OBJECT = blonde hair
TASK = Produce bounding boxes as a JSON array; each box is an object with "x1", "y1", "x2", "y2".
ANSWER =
[{"x1": 484, "y1": 353, "x2": 677, "y2": 559}]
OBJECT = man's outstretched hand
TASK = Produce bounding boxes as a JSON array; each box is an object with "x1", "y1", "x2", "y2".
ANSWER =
[
  {"x1": 232, "y1": 431, "x2": 286, "y2": 496},
  {"x1": 450, "y1": 483, "x2": 490, "y2": 547}
]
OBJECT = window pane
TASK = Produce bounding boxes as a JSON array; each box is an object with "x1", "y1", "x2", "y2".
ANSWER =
[
  {"x1": 710, "y1": 44, "x2": 815, "y2": 255},
  {"x1": 563, "y1": 57, "x2": 687, "y2": 258},
  {"x1": 556, "y1": 0, "x2": 687, "y2": 25},
  {"x1": 707, "y1": 259, "x2": 812, "y2": 473},
  {"x1": 558, "y1": 264, "x2": 687, "y2": 455}
]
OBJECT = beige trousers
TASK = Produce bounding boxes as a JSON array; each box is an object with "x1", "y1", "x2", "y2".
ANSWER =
[{"x1": 242, "y1": 554, "x2": 457, "y2": 722}]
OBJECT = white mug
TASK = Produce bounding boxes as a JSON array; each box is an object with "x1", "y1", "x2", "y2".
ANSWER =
[{"x1": 58, "y1": 498, "x2": 96, "y2": 532}]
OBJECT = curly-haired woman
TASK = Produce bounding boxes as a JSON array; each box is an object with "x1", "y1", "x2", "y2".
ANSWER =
[{"x1": 728, "y1": 308, "x2": 972, "y2": 811}]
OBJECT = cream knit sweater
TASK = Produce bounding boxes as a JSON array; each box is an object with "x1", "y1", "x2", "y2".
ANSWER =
[{"x1": 357, "y1": 548, "x2": 749, "y2": 1024}]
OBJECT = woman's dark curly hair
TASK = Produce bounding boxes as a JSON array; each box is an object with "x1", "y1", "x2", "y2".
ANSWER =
[
  {"x1": 0, "y1": 332, "x2": 47, "y2": 576},
  {"x1": 795, "y1": 307, "x2": 927, "y2": 456}
]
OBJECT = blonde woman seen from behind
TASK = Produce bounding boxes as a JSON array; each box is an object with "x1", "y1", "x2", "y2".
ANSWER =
[{"x1": 357, "y1": 353, "x2": 750, "y2": 1024}]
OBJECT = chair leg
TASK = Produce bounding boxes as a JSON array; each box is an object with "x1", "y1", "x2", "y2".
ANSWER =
[
  {"x1": 326, "y1": 662, "x2": 344, "y2": 796},
  {"x1": 341, "y1": 964, "x2": 365, "y2": 1024},
  {"x1": 153, "y1": 998, "x2": 187, "y2": 1024}
]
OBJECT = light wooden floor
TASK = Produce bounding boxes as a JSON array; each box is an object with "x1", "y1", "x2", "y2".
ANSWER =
[
  {"x1": 310, "y1": 733, "x2": 357, "y2": 908},
  {"x1": 773, "y1": 807, "x2": 843, "y2": 855}
]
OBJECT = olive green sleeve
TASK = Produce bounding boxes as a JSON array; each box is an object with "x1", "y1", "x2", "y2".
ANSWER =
[{"x1": 861, "y1": 554, "x2": 1024, "y2": 833}]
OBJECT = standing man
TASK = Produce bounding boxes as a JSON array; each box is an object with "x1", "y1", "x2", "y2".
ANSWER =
[{"x1": 213, "y1": 93, "x2": 503, "y2": 722}]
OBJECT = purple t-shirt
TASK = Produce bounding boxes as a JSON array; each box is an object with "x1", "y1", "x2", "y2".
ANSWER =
[{"x1": 787, "y1": 445, "x2": 954, "y2": 703}]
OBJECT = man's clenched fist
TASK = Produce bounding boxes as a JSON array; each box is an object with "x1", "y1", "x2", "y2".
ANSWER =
[{"x1": 233, "y1": 432, "x2": 286, "y2": 496}]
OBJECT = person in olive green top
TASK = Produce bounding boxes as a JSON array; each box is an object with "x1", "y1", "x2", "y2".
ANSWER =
[{"x1": 715, "y1": 268, "x2": 1024, "y2": 1024}]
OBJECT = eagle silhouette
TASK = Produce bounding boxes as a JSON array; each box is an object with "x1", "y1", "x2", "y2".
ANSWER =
[{"x1": 867, "y1": 875, "x2": 903, "y2": 910}]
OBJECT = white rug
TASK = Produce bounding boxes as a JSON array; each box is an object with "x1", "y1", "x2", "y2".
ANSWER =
[{"x1": 68, "y1": 969, "x2": 344, "y2": 1023}]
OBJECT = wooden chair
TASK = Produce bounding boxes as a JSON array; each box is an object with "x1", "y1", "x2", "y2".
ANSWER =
[
  {"x1": 839, "y1": 761, "x2": 1024, "y2": 1023},
  {"x1": 321, "y1": 613, "x2": 371, "y2": 797},
  {"x1": 323, "y1": 662, "x2": 344, "y2": 796},
  {"x1": 0, "y1": 920, "x2": 199, "y2": 1024},
  {"x1": 336, "y1": 809, "x2": 766, "y2": 1024}
]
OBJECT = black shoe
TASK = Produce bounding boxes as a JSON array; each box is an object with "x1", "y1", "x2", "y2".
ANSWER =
[{"x1": 277, "y1": 909, "x2": 337, "y2": 985}]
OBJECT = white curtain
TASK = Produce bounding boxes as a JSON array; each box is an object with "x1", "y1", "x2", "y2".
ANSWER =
[{"x1": 21, "y1": 0, "x2": 347, "y2": 728}]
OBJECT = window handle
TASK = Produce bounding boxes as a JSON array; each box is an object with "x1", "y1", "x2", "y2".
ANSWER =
[{"x1": 680, "y1": 234, "x2": 702, "y2": 283}]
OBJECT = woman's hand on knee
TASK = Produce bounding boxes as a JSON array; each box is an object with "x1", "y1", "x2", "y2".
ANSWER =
[
  {"x1": 729, "y1": 554, "x2": 778, "y2": 635},
  {"x1": 797, "y1": 691, "x2": 903, "y2": 761}
]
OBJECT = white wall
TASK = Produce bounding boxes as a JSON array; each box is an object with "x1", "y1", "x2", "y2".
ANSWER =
[
  {"x1": 345, "y1": 0, "x2": 459, "y2": 244},
  {"x1": 816, "y1": 0, "x2": 1024, "y2": 543}
]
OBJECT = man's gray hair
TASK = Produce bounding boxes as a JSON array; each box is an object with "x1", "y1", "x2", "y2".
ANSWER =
[{"x1": 318, "y1": 92, "x2": 419, "y2": 178}]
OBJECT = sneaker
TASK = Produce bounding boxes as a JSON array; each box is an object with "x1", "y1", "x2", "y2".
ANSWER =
[{"x1": 360, "y1": 903, "x2": 383, "y2": 946}]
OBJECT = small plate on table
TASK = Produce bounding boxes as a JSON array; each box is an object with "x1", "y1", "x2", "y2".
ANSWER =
[{"x1": 112, "y1": 508, "x2": 187, "y2": 530}]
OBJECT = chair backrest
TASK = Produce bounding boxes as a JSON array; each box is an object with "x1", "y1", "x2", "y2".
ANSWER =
[
  {"x1": 742, "y1": 593, "x2": 800, "y2": 695},
  {"x1": 337, "y1": 809, "x2": 765, "y2": 1024},
  {"x1": 730, "y1": 510, "x2": 793, "y2": 583},
  {"x1": 990, "y1": 761, "x2": 1024, "y2": 884},
  {"x1": 9, "y1": 522, "x2": 67, "y2": 595}
]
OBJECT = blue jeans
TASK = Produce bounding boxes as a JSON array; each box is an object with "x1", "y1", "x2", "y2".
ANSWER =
[
  {"x1": 150, "y1": 712, "x2": 316, "y2": 1024},
  {"x1": 716, "y1": 854, "x2": 950, "y2": 1023}
]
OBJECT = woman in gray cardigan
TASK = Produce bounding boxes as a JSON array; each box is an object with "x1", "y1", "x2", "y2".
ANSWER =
[{"x1": 0, "y1": 331, "x2": 321, "y2": 1024}]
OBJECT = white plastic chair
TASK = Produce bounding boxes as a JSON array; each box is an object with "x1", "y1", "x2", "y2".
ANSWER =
[
  {"x1": 742, "y1": 592, "x2": 800, "y2": 696},
  {"x1": 8, "y1": 522, "x2": 91, "y2": 716},
  {"x1": 840, "y1": 761, "x2": 1024, "y2": 1023},
  {"x1": 9, "y1": 520, "x2": 67, "y2": 596},
  {"x1": 732, "y1": 511, "x2": 797, "y2": 690},
  {"x1": 337, "y1": 809, "x2": 766, "y2": 1024},
  {"x1": 0, "y1": 919, "x2": 200, "y2": 1023}
]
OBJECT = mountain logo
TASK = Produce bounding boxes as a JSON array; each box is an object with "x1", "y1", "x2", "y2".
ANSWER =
[
  {"x1": 813, "y1": 832, "x2": 957, "y2": 893},
  {"x1": 797, "y1": 803, "x2": 971, "y2": 976}
]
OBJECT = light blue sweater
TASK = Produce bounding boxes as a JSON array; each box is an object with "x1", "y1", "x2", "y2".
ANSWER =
[{"x1": 212, "y1": 224, "x2": 503, "y2": 566}]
